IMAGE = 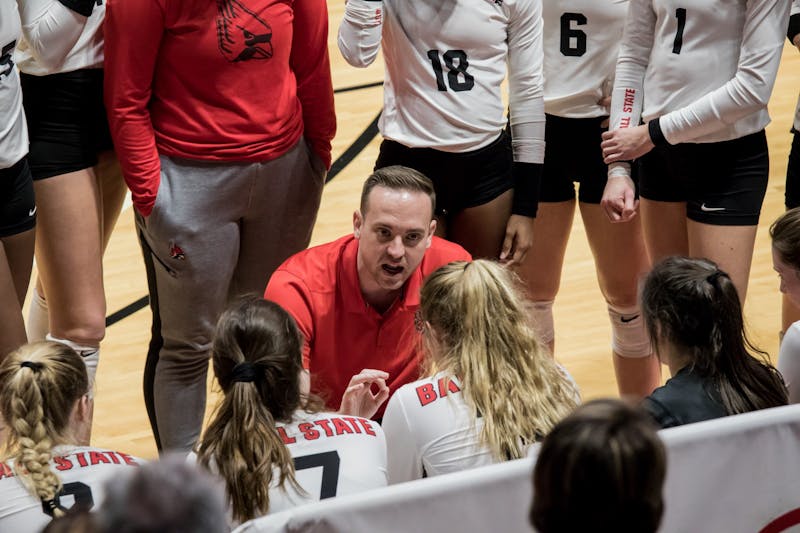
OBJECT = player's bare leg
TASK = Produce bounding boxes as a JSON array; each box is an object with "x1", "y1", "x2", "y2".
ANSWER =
[
  {"x1": 448, "y1": 189, "x2": 513, "y2": 259},
  {"x1": 688, "y1": 221, "x2": 757, "y2": 304},
  {"x1": 0, "y1": 229, "x2": 34, "y2": 359},
  {"x1": 517, "y1": 200, "x2": 576, "y2": 354},
  {"x1": 581, "y1": 203, "x2": 661, "y2": 398},
  {"x1": 34, "y1": 168, "x2": 106, "y2": 444},
  {"x1": 27, "y1": 152, "x2": 125, "y2": 342},
  {"x1": 640, "y1": 199, "x2": 689, "y2": 263}
]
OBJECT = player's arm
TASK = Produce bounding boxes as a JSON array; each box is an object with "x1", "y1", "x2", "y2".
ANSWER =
[
  {"x1": 500, "y1": 0, "x2": 545, "y2": 265},
  {"x1": 291, "y1": 0, "x2": 336, "y2": 170},
  {"x1": 599, "y1": 0, "x2": 654, "y2": 222},
  {"x1": 337, "y1": 0, "x2": 383, "y2": 68},
  {"x1": 382, "y1": 391, "x2": 424, "y2": 483},
  {"x1": 103, "y1": 0, "x2": 165, "y2": 217},
  {"x1": 655, "y1": 0, "x2": 790, "y2": 145},
  {"x1": 264, "y1": 270, "x2": 315, "y2": 369},
  {"x1": 16, "y1": 0, "x2": 94, "y2": 71}
]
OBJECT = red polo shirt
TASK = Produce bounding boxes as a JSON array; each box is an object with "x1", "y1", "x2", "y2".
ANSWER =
[{"x1": 265, "y1": 235, "x2": 470, "y2": 416}]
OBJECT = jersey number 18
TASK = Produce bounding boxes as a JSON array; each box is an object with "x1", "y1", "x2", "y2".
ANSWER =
[{"x1": 427, "y1": 50, "x2": 475, "y2": 92}]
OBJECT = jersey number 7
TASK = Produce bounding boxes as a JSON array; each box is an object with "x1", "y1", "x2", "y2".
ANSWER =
[{"x1": 294, "y1": 451, "x2": 341, "y2": 499}]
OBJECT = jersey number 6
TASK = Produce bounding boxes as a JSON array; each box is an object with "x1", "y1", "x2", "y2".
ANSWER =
[{"x1": 560, "y1": 13, "x2": 587, "y2": 57}]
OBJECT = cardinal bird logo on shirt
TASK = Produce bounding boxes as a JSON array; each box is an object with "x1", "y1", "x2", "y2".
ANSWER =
[{"x1": 216, "y1": 0, "x2": 273, "y2": 62}]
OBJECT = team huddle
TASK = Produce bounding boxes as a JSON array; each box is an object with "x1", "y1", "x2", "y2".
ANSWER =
[{"x1": 1, "y1": 0, "x2": 800, "y2": 530}]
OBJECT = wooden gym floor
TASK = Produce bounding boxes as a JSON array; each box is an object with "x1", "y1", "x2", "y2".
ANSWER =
[{"x1": 60, "y1": 10, "x2": 800, "y2": 459}]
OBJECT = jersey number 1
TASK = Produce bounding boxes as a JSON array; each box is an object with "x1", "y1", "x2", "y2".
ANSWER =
[
  {"x1": 427, "y1": 50, "x2": 475, "y2": 92},
  {"x1": 560, "y1": 13, "x2": 587, "y2": 56},
  {"x1": 294, "y1": 451, "x2": 341, "y2": 499},
  {"x1": 672, "y1": 8, "x2": 686, "y2": 54}
]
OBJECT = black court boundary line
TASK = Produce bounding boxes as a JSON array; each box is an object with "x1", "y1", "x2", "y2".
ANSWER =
[{"x1": 106, "y1": 105, "x2": 383, "y2": 328}]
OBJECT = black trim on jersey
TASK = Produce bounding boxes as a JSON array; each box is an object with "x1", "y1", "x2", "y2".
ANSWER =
[
  {"x1": 788, "y1": 14, "x2": 800, "y2": 43},
  {"x1": 56, "y1": 0, "x2": 97, "y2": 18},
  {"x1": 511, "y1": 162, "x2": 542, "y2": 217},
  {"x1": 648, "y1": 118, "x2": 669, "y2": 147}
]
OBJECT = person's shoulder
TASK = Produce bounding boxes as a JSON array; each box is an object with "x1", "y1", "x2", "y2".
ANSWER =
[
  {"x1": 783, "y1": 321, "x2": 800, "y2": 347},
  {"x1": 270, "y1": 235, "x2": 354, "y2": 288},
  {"x1": 423, "y1": 237, "x2": 471, "y2": 270}
]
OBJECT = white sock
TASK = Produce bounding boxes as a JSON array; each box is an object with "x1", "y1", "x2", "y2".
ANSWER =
[
  {"x1": 26, "y1": 288, "x2": 50, "y2": 342},
  {"x1": 46, "y1": 334, "x2": 99, "y2": 398}
]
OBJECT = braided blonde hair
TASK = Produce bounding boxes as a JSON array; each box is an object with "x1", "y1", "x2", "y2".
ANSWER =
[
  {"x1": 420, "y1": 260, "x2": 580, "y2": 460},
  {"x1": 0, "y1": 341, "x2": 89, "y2": 516}
]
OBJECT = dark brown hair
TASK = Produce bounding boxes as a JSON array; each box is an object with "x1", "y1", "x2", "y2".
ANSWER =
[
  {"x1": 642, "y1": 256, "x2": 787, "y2": 414},
  {"x1": 197, "y1": 296, "x2": 318, "y2": 522},
  {"x1": 770, "y1": 207, "x2": 800, "y2": 269},
  {"x1": 531, "y1": 399, "x2": 666, "y2": 533}
]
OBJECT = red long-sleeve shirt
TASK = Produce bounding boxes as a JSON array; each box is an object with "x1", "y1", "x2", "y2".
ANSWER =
[{"x1": 104, "y1": 0, "x2": 336, "y2": 216}]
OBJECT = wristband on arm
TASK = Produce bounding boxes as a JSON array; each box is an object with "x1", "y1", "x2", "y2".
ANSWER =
[
  {"x1": 511, "y1": 162, "x2": 542, "y2": 218},
  {"x1": 647, "y1": 117, "x2": 670, "y2": 147}
]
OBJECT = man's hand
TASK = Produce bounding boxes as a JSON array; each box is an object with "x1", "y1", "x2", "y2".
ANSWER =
[
  {"x1": 339, "y1": 369, "x2": 390, "y2": 419},
  {"x1": 793, "y1": 34, "x2": 800, "y2": 52},
  {"x1": 601, "y1": 124, "x2": 654, "y2": 163},
  {"x1": 601, "y1": 174, "x2": 638, "y2": 223},
  {"x1": 500, "y1": 214, "x2": 535, "y2": 266}
]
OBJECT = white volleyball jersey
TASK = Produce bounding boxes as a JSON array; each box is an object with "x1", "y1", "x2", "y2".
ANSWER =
[
  {"x1": 542, "y1": 0, "x2": 628, "y2": 118},
  {"x1": 339, "y1": 0, "x2": 545, "y2": 163},
  {"x1": 270, "y1": 411, "x2": 387, "y2": 513},
  {"x1": 0, "y1": 0, "x2": 27, "y2": 168},
  {"x1": 0, "y1": 445, "x2": 144, "y2": 533},
  {"x1": 382, "y1": 373, "x2": 513, "y2": 484},
  {"x1": 15, "y1": 0, "x2": 104, "y2": 75},
  {"x1": 610, "y1": 0, "x2": 789, "y2": 144}
]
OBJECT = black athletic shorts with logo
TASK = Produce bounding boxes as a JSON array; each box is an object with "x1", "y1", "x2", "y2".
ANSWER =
[
  {"x1": 637, "y1": 130, "x2": 768, "y2": 226},
  {"x1": 375, "y1": 131, "x2": 513, "y2": 217},
  {"x1": 21, "y1": 69, "x2": 114, "y2": 181},
  {"x1": 540, "y1": 114, "x2": 611, "y2": 204},
  {"x1": 0, "y1": 157, "x2": 36, "y2": 237}
]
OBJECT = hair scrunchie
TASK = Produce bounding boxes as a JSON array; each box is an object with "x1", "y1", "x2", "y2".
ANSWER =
[
  {"x1": 20, "y1": 361, "x2": 43, "y2": 372},
  {"x1": 229, "y1": 362, "x2": 258, "y2": 384}
]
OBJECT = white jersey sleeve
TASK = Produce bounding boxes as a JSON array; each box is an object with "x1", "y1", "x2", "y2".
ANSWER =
[
  {"x1": 507, "y1": 0, "x2": 545, "y2": 164},
  {"x1": 269, "y1": 411, "x2": 387, "y2": 514},
  {"x1": 350, "y1": 0, "x2": 544, "y2": 159},
  {"x1": 0, "y1": 446, "x2": 144, "y2": 532},
  {"x1": 382, "y1": 374, "x2": 500, "y2": 484},
  {"x1": 15, "y1": 0, "x2": 105, "y2": 74},
  {"x1": 0, "y1": 0, "x2": 28, "y2": 168},
  {"x1": 542, "y1": 0, "x2": 628, "y2": 118},
  {"x1": 611, "y1": 0, "x2": 789, "y2": 145},
  {"x1": 337, "y1": 0, "x2": 383, "y2": 68},
  {"x1": 779, "y1": 321, "x2": 800, "y2": 404}
]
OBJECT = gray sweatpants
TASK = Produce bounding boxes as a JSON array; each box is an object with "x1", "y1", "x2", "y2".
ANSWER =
[{"x1": 136, "y1": 139, "x2": 325, "y2": 453}]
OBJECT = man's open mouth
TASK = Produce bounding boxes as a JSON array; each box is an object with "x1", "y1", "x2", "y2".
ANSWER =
[{"x1": 382, "y1": 264, "x2": 404, "y2": 275}]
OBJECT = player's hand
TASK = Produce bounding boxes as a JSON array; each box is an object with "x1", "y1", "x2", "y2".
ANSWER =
[
  {"x1": 601, "y1": 175, "x2": 638, "y2": 223},
  {"x1": 601, "y1": 124, "x2": 654, "y2": 163},
  {"x1": 339, "y1": 369, "x2": 390, "y2": 419},
  {"x1": 500, "y1": 214, "x2": 535, "y2": 267},
  {"x1": 793, "y1": 34, "x2": 800, "y2": 52}
]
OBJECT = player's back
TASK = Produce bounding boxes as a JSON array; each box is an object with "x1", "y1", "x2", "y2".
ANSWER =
[
  {"x1": 0, "y1": 445, "x2": 144, "y2": 532},
  {"x1": 269, "y1": 411, "x2": 388, "y2": 513}
]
